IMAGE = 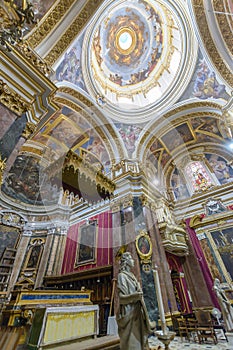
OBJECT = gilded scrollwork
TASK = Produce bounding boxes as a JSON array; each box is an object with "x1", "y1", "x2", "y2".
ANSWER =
[
  {"x1": 212, "y1": 0, "x2": 233, "y2": 57},
  {"x1": 0, "y1": 80, "x2": 30, "y2": 116},
  {"x1": 22, "y1": 122, "x2": 36, "y2": 140},
  {"x1": 27, "y1": 0, "x2": 76, "y2": 49},
  {"x1": 192, "y1": 0, "x2": 233, "y2": 87},
  {"x1": 15, "y1": 41, "x2": 53, "y2": 76}
]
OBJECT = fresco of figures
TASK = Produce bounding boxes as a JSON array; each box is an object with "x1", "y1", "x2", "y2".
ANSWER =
[
  {"x1": 33, "y1": 107, "x2": 111, "y2": 173},
  {"x1": 2, "y1": 155, "x2": 60, "y2": 205},
  {"x1": 115, "y1": 123, "x2": 142, "y2": 155},
  {"x1": 192, "y1": 58, "x2": 228, "y2": 100},
  {"x1": 205, "y1": 154, "x2": 233, "y2": 184},
  {"x1": 92, "y1": 0, "x2": 163, "y2": 86},
  {"x1": 55, "y1": 34, "x2": 86, "y2": 91}
]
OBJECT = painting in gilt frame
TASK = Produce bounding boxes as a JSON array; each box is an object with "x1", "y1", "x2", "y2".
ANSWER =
[
  {"x1": 135, "y1": 230, "x2": 152, "y2": 264},
  {"x1": 209, "y1": 227, "x2": 233, "y2": 281},
  {"x1": 76, "y1": 221, "x2": 97, "y2": 265}
]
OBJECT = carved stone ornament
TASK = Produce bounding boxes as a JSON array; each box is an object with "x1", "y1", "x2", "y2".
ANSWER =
[
  {"x1": 0, "y1": 210, "x2": 26, "y2": 228},
  {"x1": 22, "y1": 122, "x2": 36, "y2": 139},
  {"x1": 135, "y1": 230, "x2": 152, "y2": 264},
  {"x1": 0, "y1": 80, "x2": 29, "y2": 116},
  {"x1": 16, "y1": 41, "x2": 52, "y2": 76},
  {"x1": 204, "y1": 198, "x2": 227, "y2": 216},
  {"x1": 0, "y1": 0, "x2": 36, "y2": 50}
]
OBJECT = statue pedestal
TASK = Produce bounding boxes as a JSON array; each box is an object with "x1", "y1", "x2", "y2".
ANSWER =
[{"x1": 154, "y1": 330, "x2": 176, "y2": 350}]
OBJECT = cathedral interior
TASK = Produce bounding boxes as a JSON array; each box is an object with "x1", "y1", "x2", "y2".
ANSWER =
[{"x1": 0, "y1": 0, "x2": 233, "y2": 349}]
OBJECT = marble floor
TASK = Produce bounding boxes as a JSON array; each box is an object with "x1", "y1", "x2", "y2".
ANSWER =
[{"x1": 148, "y1": 334, "x2": 231, "y2": 350}]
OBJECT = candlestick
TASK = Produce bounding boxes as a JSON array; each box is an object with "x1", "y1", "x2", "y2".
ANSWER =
[{"x1": 153, "y1": 265, "x2": 167, "y2": 335}]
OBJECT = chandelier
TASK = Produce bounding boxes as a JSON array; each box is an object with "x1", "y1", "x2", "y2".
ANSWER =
[{"x1": 0, "y1": 0, "x2": 35, "y2": 50}]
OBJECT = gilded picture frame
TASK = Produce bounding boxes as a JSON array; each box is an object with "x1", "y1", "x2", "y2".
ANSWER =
[{"x1": 135, "y1": 230, "x2": 152, "y2": 264}]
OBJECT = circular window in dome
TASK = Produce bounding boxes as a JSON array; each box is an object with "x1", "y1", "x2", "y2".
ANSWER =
[
  {"x1": 116, "y1": 27, "x2": 136, "y2": 54},
  {"x1": 83, "y1": 0, "x2": 197, "y2": 122}
]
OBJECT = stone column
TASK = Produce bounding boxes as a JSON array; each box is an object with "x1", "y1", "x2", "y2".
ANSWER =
[
  {"x1": 34, "y1": 228, "x2": 54, "y2": 288},
  {"x1": 53, "y1": 227, "x2": 68, "y2": 275}
]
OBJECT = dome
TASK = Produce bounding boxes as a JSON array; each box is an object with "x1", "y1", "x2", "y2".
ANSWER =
[{"x1": 83, "y1": 0, "x2": 197, "y2": 122}]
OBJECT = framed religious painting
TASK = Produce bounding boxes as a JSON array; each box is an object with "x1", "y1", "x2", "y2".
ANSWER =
[
  {"x1": 75, "y1": 221, "x2": 97, "y2": 266},
  {"x1": 135, "y1": 230, "x2": 152, "y2": 264}
]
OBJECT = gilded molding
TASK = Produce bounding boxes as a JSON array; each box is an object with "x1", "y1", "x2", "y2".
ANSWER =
[
  {"x1": 44, "y1": 0, "x2": 104, "y2": 66},
  {"x1": 27, "y1": 0, "x2": 76, "y2": 49},
  {"x1": 0, "y1": 154, "x2": 6, "y2": 185},
  {"x1": 122, "y1": 194, "x2": 133, "y2": 208},
  {"x1": 139, "y1": 194, "x2": 150, "y2": 208},
  {"x1": 212, "y1": 0, "x2": 233, "y2": 56},
  {"x1": 57, "y1": 87, "x2": 94, "y2": 107},
  {"x1": 22, "y1": 122, "x2": 36, "y2": 140},
  {"x1": 16, "y1": 42, "x2": 53, "y2": 75},
  {"x1": 49, "y1": 150, "x2": 116, "y2": 193},
  {"x1": 192, "y1": 0, "x2": 233, "y2": 87},
  {"x1": 0, "y1": 79, "x2": 30, "y2": 116},
  {"x1": 110, "y1": 200, "x2": 121, "y2": 213},
  {"x1": 140, "y1": 102, "x2": 222, "y2": 147}
]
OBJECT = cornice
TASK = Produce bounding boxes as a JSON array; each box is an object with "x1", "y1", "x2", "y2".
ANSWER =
[
  {"x1": 191, "y1": 0, "x2": 233, "y2": 87},
  {"x1": 1, "y1": 46, "x2": 58, "y2": 123},
  {"x1": 44, "y1": 0, "x2": 104, "y2": 67},
  {"x1": 27, "y1": 0, "x2": 76, "y2": 49},
  {"x1": 212, "y1": 0, "x2": 233, "y2": 57}
]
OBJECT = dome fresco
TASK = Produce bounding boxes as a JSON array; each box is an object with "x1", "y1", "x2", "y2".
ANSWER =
[{"x1": 84, "y1": 0, "x2": 197, "y2": 118}]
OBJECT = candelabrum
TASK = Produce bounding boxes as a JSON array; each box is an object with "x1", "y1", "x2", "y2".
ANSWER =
[
  {"x1": 153, "y1": 265, "x2": 176, "y2": 350},
  {"x1": 0, "y1": 0, "x2": 35, "y2": 50}
]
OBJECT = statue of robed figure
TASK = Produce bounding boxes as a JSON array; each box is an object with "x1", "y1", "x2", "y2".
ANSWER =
[{"x1": 117, "y1": 252, "x2": 155, "y2": 350}]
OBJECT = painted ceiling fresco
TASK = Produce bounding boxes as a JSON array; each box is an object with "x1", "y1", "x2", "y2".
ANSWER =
[
  {"x1": 192, "y1": 59, "x2": 228, "y2": 100},
  {"x1": 55, "y1": 33, "x2": 87, "y2": 92},
  {"x1": 115, "y1": 123, "x2": 142, "y2": 156},
  {"x1": 33, "y1": 107, "x2": 110, "y2": 171},
  {"x1": 146, "y1": 115, "x2": 232, "y2": 198},
  {"x1": 93, "y1": 3, "x2": 163, "y2": 85},
  {"x1": 87, "y1": 0, "x2": 184, "y2": 109}
]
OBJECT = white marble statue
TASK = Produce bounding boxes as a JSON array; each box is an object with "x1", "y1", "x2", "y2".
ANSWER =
[
  {"x1": 117, "y1": 252, "x2": 155, "y2": 350},
  {"x1": 213, "y1": 278, "x2": 233, "y2": 332}
]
